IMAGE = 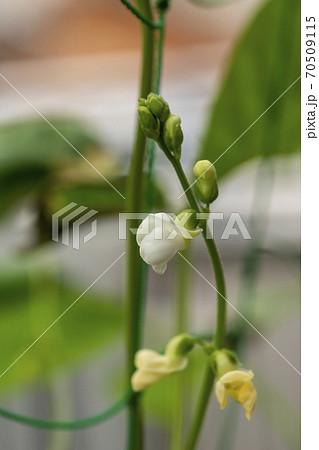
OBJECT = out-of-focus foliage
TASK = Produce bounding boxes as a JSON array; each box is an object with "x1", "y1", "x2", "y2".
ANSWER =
[
  {"x1": 0, "y1": 257, "x2": 123, "y2": 393},
  {"x1": 0, "y1": 117, "x2": 165, "y2": 243},
  {"x1": 199, "y1": 0, "x2": 301, "y2": 179},
  {"x1": 0, "y1": 118, "x2": 98, "y2": 168},
  {"x1": 0, "y1": 118, "x2": 110, "y2": 218}
]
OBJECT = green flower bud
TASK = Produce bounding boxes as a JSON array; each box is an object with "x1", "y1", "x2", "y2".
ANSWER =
[
  {"x1": 146, "y1": 93, "x2": 170, "y2": 122},
  {"x1": 166, "y1": 333, "x2": 195, "y2": 359},
  {"x1": 193, "y1": 159, "x2": 219, "y2": 204},
  {"x1": 163, "y1": 114, "x2": 183, "y2": 159},
  {"x1": 137, "y1": 106, "x2": 160, "y2": 140},
  {"x1": 210, "y1": 349, "x2": 239, "y2": 378},
  {"x1": 156, "y1": 0, "x2": 170, "y2": 11},
  {"x1": 175, "y1": 209, "x2": 199, "y2": 230},
  {"x1": 138, "y1": 98, "x2": 148, "y2": 107}
]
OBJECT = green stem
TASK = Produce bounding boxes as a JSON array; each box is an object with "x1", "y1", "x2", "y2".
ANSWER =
[
  {"x1": 162, "y1": 156, "x2": 226, "y2": 449},
  {"x1": 184, "y1": 365, "x2": 215, "y2": 450},
  {"x1": 120, "y1": 0, "x2": 163, "y2": 29},
  {"x1": 125, "y1": 0, "x2": 154, "y2": 448},
  {"x1": 145, "y1": 9, "x2": 165, "y2": 210},
  {"x1": 170, "y1": 251, "x2": 190, "y2": 450},
  {"x1": 168, "y1": 158, "x2": 226, "y2": 348}
]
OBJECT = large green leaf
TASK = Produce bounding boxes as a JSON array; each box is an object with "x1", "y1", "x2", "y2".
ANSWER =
[
  {"x1": 199, "y1": 0, "x2": 300, "y2": 178},
  {"x1": 0, "y1": 258, "x2": 123, "y2": 393}
]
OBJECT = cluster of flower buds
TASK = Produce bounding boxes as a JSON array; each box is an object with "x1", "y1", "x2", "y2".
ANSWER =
[
  {"x1": 137, "y1": 93, "x2": 183, "y2": 160},
  {"x1": 193, "y1": 159, "x2": 219, "y2": 205},
  {"x1": 210, "y1": 349, "x2": 257, "y2": 421}
]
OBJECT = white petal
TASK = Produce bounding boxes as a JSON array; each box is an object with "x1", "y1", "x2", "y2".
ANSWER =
[
  {"x1": 136, "y1": 213, "x2": 173, "y2": 246},
  {"x1": 136, "y1": 214, "x2": 156, "y2": 246},
  {"x1": 152, "y1": 263, "x2": 167, "y2": 274},
  {"x1": 139, "y1": 228, "x2": 181, "y2": 266}
]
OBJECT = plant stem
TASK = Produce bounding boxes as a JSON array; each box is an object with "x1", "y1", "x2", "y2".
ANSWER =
[
  {"x1": 184, "y1": 364, "x2": 215, "y2": 450},
  {"x1": 170, "y1": 251, "x2": 190, "y2": 450},
  {"x1": 162, "y1": 156, "x2": 227, "y2": 449},
  {"x1": 168, "y1": 158, "x2": 226, "y2": 349},
  {"x1": 125, "y1": 1, "x2": 154, "y2": 448}
]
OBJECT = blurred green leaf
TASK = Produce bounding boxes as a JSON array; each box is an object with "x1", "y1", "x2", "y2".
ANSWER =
[
  {"x1": 0, "y1": 118, "x2": 99, "y2": 170},
  {"x1": 0, "y1": 117, "x2": 101, "y2": 219},
  {"x1": 46, "y1": 177, "x2": 165, "y2": 217},
  {"x1": 0, "y1": 118, "x2": 166, "y2": 232},
  {"x1": 0, "y1": 165, "x2": 48, "y2": 217},
  {"x1": 0, "y1": 259, "x2": 123, "y2": 393},
  {"x1": 199, "y1": 0, "x2": 300, "y2": 179}
]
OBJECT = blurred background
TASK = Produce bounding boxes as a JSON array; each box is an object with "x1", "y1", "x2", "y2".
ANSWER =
[{"x1": 0, "y1": 0, "x2": 300, "y2": 449}]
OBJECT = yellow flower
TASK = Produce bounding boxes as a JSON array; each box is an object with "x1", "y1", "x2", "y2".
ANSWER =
[
  {"x1": 215, "y1": 370, "x2": 257, "y2": 420},
  {"x1": 131, "y1": 334, "x2": 193, "y2": 392},
  {"x1": 131, "y1": 349, "x2": 187, "y2": 392}
]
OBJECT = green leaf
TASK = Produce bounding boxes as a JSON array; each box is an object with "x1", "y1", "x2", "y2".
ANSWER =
[
  {"x1": 46, "y1": 177, "x2": 165, "y2": 217},
  {"x1": 199, "y1": 0, "x2": 300, "y2": 179},
  {"x1": 0, "y1": 118, "x2": 99, "y2": 170},
  {"x1": 0, "y1": 117, "x2": 101, "y2": 218},
  {"x1": 0, "y1": 258, "x2": 123, "y2": 393},
  {"x1": 0, "y1": 118, "x2": 166, "y2": 225}
]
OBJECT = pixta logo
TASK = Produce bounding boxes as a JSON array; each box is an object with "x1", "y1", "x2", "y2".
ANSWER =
[{"x1": 52, "y1": 203, "x2": 98, "y2": 249}]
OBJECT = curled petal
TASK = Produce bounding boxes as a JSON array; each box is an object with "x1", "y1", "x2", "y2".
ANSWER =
[
  {"x1": 131, "y1": 369, "x2": 167, "y2": 392},
  {"x1": 134, "y1": 350, "x2": 168, "y2": 372},
  {"x1": 131, "y1": 348, "x2": 189, "y2": 392},
  {"x1": 219, "y1": 370, "x2": 254, "y2": 385},
  {"x1": 175, "y1": 226, "x2": 203, "y2": 239},
  {"x1": 238, "y1": 382, "x2": 257, "y2": 421},
  {"x1": 215, "y1": 380, "x2": 228, "y2": 410}
]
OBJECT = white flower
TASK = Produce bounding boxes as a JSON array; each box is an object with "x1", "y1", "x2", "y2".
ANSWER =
[{"x1": 136, "y1": 213, "x2": 202, "y2": 274}]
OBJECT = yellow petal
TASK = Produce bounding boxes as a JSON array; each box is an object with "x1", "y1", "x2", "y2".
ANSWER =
[
  {"x1": 219, "y1": 370, "x2": 254, "y2": 385},
  {"x1": 134, "y1": 350, "x2": 168, "y2": 372},
  {"x1": 134, "y1": 349, "x2": 187, "y2": 374},
  {"x1": 167, "y1": 355, "x2": 188, "y2": 371},
  {"x1": 131, "y1": 369, "x2": 167, "y2": 392},
  {"x1": 215, "y1": 379, "x2": 228, "y2": 410},
  {"x1": 238, "y1": 382, "x2": 257, "y2": 421}
]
